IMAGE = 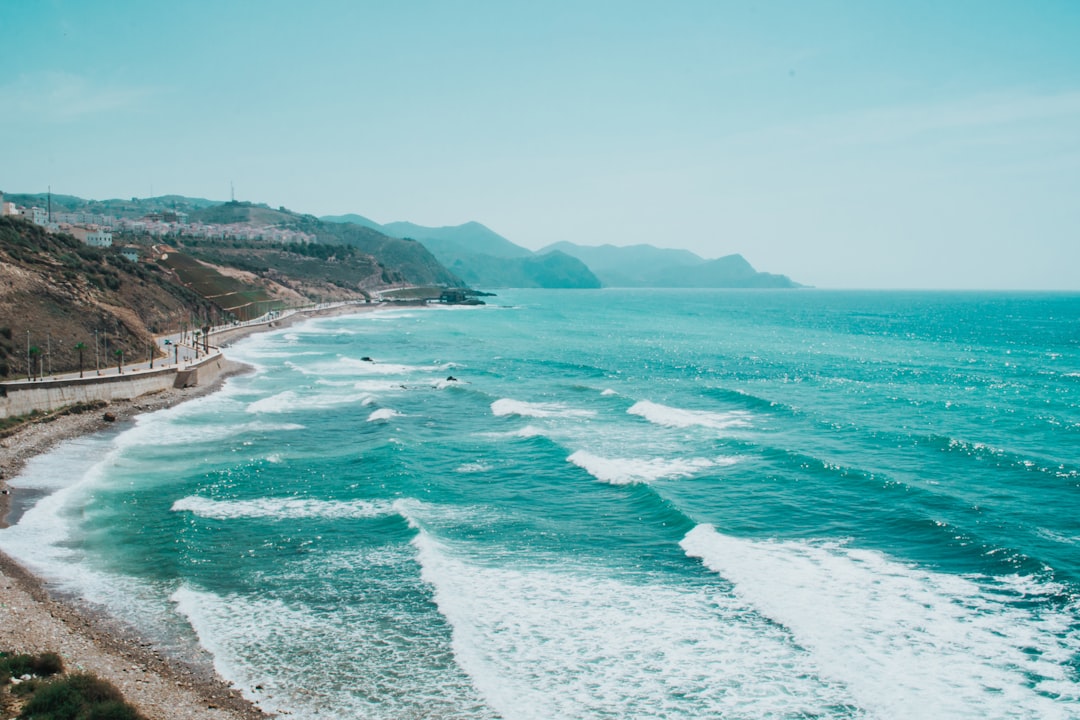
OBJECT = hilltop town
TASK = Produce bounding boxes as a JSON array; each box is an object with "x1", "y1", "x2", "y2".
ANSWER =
[{"x1": 1, "y1": 190, "x2": 316, "y2": 257}]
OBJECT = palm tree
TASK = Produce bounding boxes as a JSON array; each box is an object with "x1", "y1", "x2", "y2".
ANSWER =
[
  {"x1": 74, "y1": 342, "x2": 86, "y2": 378},
  {"x1": 28, "y1": 346, "x2": 41, "y2": 380}
]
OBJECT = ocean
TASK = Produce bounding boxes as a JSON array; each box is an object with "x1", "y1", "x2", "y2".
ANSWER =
[{"x1": 3, "y1": 289, "x2": 1079, "y2": 719}]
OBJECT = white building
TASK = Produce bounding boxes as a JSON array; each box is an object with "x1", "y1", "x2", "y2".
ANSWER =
[
  {"x1": 84, "y1": 229, "x2": 113, "y2": 247},
  {"x1": 22, "y1": 206, "x2": 48, "y2": 225}
]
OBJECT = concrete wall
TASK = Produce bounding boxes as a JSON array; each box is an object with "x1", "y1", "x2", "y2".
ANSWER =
[{"x1": 0, "y1": 354, "x2": 229, "y2": 419}]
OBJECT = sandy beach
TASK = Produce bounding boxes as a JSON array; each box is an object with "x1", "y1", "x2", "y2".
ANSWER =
[{"x1": 0, "y1": 301, "x2": 396, "y2": 719}]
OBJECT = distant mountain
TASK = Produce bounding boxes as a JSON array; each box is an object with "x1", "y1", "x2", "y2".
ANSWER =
[
  {"x1": 443, "y1": 250, "x2": 600, "y2": 289},
  {"x1": 652, "y1": 254, "x2": 798, "y2": 288},
  {"x1": 540, "y1": 241, "x2": 705, "y2": 287},
  {"x1": 379, "y1": 221, "x2": 533, "y2": 260},
  {"x1": 323, "y1": 216, "x2": 598, "y2": 288},
  {"x1": 190, "y1": 202, "x2": 462, "y2": 288},
  {"x1": 542, "y1": 241, "x2": 800, "y2": 288}
]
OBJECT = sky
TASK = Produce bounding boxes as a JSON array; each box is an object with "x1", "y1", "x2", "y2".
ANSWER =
[{"x1": 2, "y1": 1, "x2": 1079, "y2": 289}]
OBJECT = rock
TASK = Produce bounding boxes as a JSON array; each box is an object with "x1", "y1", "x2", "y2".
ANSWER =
[{"x1": 103, "y1": 412, "x2": 117, "y2": 422}]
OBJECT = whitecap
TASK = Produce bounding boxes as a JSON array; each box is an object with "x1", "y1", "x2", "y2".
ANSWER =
[
  {"x1": 367, "y1": 408, "x2": 402, "y2": 422},
  {"x1": 491, "y1": 398, "x2": 595, "y2": 419},
  {"x1": 567, "y1": 450, "x2": 735, "y2": 485},
  {"x1": 627, "y1": 400, "x2": 751, "y2": 430},
  {"x1": 412, "y1": 531, "x2": 859, "y2": 719},
  {"x1": 681, "y1": 524, "x2": 1080, "y2": 719}
]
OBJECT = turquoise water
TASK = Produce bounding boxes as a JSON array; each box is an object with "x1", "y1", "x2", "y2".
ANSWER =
[{"x1": 3, "y1": 289, "x2": 1080, "y2": 719}]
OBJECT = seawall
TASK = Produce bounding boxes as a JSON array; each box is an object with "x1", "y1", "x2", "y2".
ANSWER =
[{"x1": 0, "y1": 354, "x2": 232, "y2": 419}]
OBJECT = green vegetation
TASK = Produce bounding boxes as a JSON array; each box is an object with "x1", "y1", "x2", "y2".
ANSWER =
[
  {"x1": 155, "y1": 249, "x2": 281, "y2": 321},
  {"x1": 0, "y1": 653, "x2": 63, "y2": 684},
  {"x1": 2, "y1": 650, "x2": 146, "y2": 720}
]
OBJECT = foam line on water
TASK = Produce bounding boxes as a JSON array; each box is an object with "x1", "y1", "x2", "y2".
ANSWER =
[
  {"x1": 171, "y1": 496, "x2": 401, "y2": 521},
  {"x1": 246, "y1": 389, "x2": 374, "y2": 414},
  {"x1": 367, "y1": 408, "x2": 402, "y2": 422},
  {"x1": 681, "y1": 524, "x2": 1080, "y2": 719},
  {"x1": 491, "y1": 398, "x2": 596, "y2": 419},
  {"x1": 412, "y1": 531, "x2": 863, "y2": 719},
  {"x1": 628, "y1": 400, "x2": 752, "y2": 430},
  {"x1": 567, "y1": 450, "x2": 736, "y2": 485},
  {"x1": 171, "y1": 577, "x2": 492, "y2": 720}
]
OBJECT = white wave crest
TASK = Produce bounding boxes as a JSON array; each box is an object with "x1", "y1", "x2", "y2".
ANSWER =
[
  {"x1": 491, "y1": 398, "x2": 595, "y2": 419},
  {"x1": 567, "y1": 450, "x2": 735, "y2": 485},
  {"x1": 246, "y1": 390, "x2": 375, "y2": 414},
  {"x1": 413, "y1": 531, "x2": 859, "y2": 719},
  {"x1": 628, "y1": 400, "x2": 751, "y2": 430},
  {"x1": 681, "y1": 524, "x2": 1080, "y2": 719},
  {"x1": 367, "y1": 408, "x2": 402, "y2": 422}
]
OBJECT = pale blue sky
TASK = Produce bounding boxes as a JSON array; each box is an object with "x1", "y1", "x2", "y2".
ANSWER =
[{"x1": 2, "y1": 1, "x2": 1079, "y2": 288}]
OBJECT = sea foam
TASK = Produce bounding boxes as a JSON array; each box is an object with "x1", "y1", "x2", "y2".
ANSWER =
[
  {"x1": 491, "y1": 398, "x2": 596, "y2": 419},
  {"x1": 367, "y1": 408, "x2": 402, "y2": 422},
  {"x1": 567, "y1": 450, "x2": 735, "y2": 485},
  {"x1": 412, "y1": 531, "x2": 860, "y2": 719},
  {"x1": 681, "y1": 524, "x2": 1080, "y2": 719},
  {"x1": 627, "y1": 400, "x2": 752, "y2": 430},
  {"x1": 171, "y1": 496, "x2": 400, "y2": 521}
]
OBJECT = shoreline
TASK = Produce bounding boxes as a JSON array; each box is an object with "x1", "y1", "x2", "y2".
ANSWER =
[{"x1": 0, "y1": 300, "x2": 394, "y2": 719}]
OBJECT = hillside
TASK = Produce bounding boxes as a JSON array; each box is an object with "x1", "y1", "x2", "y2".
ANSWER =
[
  {"x1": 0, "y1": 197, "x2": 468, "y2": 378},
  {"x1": 6, "y1": 193, "x2": 218, "y2": 218},
  {"x1": 0, "y1": 217, "x2": 216, "y2": 378},
  {"x1": 319, "y1": 213, "x2": 384, "y2": 231},
  {"x1": 185, "y1": 202, "x2": 462, "y2": 288},
  {"x1": 322, "y1": 216, "x2": 598, "y2": 289},
  {"x1": 6, "y1": 195, "x2": 464, "y2": 291}
]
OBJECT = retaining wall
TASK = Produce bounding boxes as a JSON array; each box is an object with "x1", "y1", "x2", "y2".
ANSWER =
[{"x1": 0, "y1": 354, "x2": 228, "y2": 419}]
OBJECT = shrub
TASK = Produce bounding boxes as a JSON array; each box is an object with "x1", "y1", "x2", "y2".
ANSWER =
[
  {"x1": 32, "y1": 653, "x2": 63, "y2": 677},
  {"x1": 60, "y1": 673, "x2": 123, "y2": 705},
  {"x1": 1, "y1": 653, "x2": 36, "y2": 679},
  {"x1": 15, "y1": 672, "x2": 146, "y2": 720},
  {"x1": 17, "y1": 678, "x2": 84, "y2": 717}
]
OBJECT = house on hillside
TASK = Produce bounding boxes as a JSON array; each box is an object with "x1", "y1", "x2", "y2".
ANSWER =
[
  {"x1": 70, "y1": 226, "x2": 114, "y2": 247},
  {"x1": 20, "y1": 206, "x2": 47, "y2": 225}
]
